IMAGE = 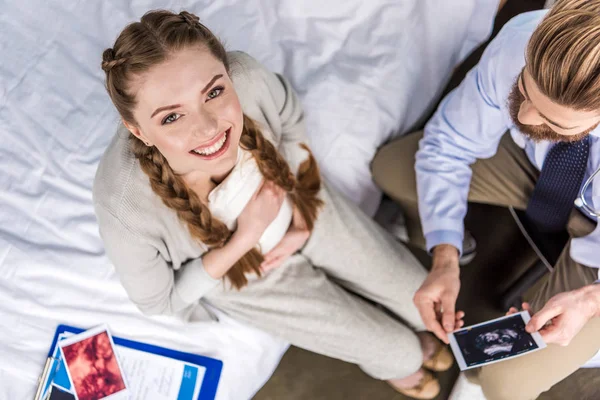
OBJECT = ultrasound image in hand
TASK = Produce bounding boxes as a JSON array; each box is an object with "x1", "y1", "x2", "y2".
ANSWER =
[{"x1": 454, "y1": 314, "x2": 539, "y2": 368}]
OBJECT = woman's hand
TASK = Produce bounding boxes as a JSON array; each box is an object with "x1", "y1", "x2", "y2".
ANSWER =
[
  {"x1": 236, "y1": 180, "x2": 286, "y2": 248},
  {"x1": 261, "y1": 206, "x2": 310, "y2": 271}
]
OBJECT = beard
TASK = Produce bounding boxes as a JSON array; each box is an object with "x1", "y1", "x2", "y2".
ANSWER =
[{"x1": 507, "y1": 80, "x2": 595, "y2": 143}]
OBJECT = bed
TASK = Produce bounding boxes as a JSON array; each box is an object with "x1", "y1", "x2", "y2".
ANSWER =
[{"x1": 0, "y1": 0, "x2": 499, "y2": 398}]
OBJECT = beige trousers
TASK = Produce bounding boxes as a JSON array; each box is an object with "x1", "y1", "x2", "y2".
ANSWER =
[
  {"x1": 372, "y1": 131, "x2": 600, "y2": 400},
  {"x1": 204, "y1": 183, "x2": 428, "y2": 380}
]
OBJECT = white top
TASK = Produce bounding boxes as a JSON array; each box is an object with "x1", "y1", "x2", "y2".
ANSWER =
[{"x1": 208, "y1": 149, "x2": 293, "y2": 254}]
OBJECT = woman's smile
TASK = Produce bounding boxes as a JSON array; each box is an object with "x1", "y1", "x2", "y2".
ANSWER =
[{"x1": 190, "y1": 128, "x2": 231, "y2": 160}]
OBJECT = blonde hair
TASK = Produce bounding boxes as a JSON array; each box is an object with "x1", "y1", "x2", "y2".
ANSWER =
[
  {"x1": 102, "y1": 10, "x2": 323, "y2": 289},
  {"x1": 527, "y1": 0, "x2": 600, "y2": 111}
]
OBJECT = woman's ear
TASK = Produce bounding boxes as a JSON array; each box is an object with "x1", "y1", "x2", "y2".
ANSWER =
[{"x1": 123, "y1": 120, "x2": 153, "y2": 146}]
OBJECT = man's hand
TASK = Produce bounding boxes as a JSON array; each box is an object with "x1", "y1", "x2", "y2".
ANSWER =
[
  {"x1": 525, "y1": 284, "x2": 600, "y2": 346},
  {"x1": 414, "y1": 244, "x2": 462, "y2": 344},
  {"x1": 506, "y1": 302, "x2": 531, "y2": 316}
]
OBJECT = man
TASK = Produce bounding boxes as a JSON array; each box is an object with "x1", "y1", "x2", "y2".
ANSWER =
[{"x1": 372, "y1": 1, "x2": 600, "y2": 399}]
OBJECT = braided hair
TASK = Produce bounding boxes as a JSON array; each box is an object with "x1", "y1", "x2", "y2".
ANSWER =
[{"x1": 102, "y1": 10, "x2": 322, "y2": 289}]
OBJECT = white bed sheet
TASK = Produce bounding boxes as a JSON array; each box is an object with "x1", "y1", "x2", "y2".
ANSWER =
[{"x1": 0, "y1": 0, "x2": 498, "y2": 398}]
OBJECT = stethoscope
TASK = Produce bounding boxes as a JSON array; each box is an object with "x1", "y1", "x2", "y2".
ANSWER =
[{"x1": 574, "y1": 166, "x2": 600, "y2": 217}]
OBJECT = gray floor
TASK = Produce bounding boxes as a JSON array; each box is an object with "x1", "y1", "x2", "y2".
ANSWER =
[{"x1": 254, "y1": 1, "x2": 599, "y2": 399}]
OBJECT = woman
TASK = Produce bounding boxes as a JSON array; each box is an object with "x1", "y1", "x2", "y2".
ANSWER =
[{"x1": 94, "y1": 10, "x2": 457, "y2": 399}]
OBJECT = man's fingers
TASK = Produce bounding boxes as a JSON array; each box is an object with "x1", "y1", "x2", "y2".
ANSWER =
[
  {"x1": 526, "y1": 303, "x2": 562, "y2": 333},
  {"x1": 441, "y1": 294, "x2": 457, "y2": 332},
  {"x1": 434, "y1": 302, "x2": 442, "y2": 321},
  {"x1": 416, "y1": 300, "x2": 449, "y2": 344},
  {"x1": 537, "y1": 322, "x2": 564, "y2": 345},
  {"x1": 506, "y1": 307, "x2": 518, "y2": 316},
  {"x1": 455, "y1": 310, "x2": 465, "y2": 320}
]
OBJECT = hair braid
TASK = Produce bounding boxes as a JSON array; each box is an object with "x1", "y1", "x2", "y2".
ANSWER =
[
  {"x1": 239, "y1": 116, "x2": 295, "y2": 191},
  {"x1": 101, "y1": 48, "x2": 128, "y2": 72},
  {"x1": 179, "y1": 11, "x2": 200, "y2": 27},
  {"x1": 287, "y1": 142, "x2": 323, "y2": 232},
  {"x1": 130, "y1": 136, "x2": 263, "y2": 288},
  {"x1": 240, "y1": 115, "x2": 323, "y2": 232}
]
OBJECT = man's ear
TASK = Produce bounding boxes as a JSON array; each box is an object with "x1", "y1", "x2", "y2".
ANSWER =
[{"x1": 123, "y1": 120, "x2": 152, "y2": 146}]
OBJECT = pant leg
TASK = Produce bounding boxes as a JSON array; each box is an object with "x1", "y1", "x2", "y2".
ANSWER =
[
  {"x1": 203, "y1": 253, "x2": 423, "y2": 380},
  {"x1": 468, "y1": 212, "x2": 600, "y2": 400},
  {"x1": 301, "y1": 182, "x2": 427, "y2": 331},
  {"x1": 373, "y1": 130, "x2": 600, "y2": 397},
  {"x1": 371, "y1": 130, "x2": 539, "y2": 249},
  {"x1": 529, "y1": 210, "x2": 599, "y2": 312}
]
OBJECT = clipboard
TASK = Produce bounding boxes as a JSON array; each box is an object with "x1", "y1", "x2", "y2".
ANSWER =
[{"x1": 39, "y1": 324, "x2": 222, "y2": 400}]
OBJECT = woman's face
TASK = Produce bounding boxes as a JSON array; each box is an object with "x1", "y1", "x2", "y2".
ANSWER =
[{"x1": 126, "y1": 46, "x2": 244, "y2": 183}]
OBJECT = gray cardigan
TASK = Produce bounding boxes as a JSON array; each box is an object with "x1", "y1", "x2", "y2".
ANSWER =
[{"x1": 93, "y1": 52, "x2": 308, "y2": 318}]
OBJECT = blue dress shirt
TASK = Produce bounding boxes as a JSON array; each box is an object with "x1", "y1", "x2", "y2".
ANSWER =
[{"x1": 416, "y1": 10, "x2": 600, "y2": 269}]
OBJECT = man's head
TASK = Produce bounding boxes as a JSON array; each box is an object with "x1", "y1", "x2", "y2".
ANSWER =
[{"x1": 508, "y1": 0, "x2": 600, "y2": 142}]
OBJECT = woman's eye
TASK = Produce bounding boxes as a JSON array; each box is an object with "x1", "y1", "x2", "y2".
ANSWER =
[
  {"x1": 162, "y1": 113, "x2": 181, "y2": 125},
  {"x1": 207, "y1": 87, "x2": 224, "y2": 100}
]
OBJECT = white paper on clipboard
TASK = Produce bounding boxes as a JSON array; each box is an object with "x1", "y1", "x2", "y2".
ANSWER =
[
  {"x1": 116, "y1": 345, "x2": 205, "y2": 399},
  {"x1": 41, "y1": 327, "x2": 205, "y2": 400}
]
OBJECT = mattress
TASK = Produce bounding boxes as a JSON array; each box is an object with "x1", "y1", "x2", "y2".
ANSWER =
[{"x1": 0, "y1": 0, "x2": 498, "y2": 398}]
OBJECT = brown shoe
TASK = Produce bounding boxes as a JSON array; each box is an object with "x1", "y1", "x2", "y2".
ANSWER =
[
  {"x1": 387, "y1": 369, "x2": 440, "y2": 400},
  {"x1": 423, "y1": 335, "x2": 454, "y2": 372}
]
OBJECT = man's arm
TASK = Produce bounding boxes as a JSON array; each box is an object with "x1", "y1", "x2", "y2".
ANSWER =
[
  {"x1": 414, "y1": 28, "x2": 521, "y2": 340},
  {"x1": 416, "y1": 33, "x2": 511, "y2": 255}
]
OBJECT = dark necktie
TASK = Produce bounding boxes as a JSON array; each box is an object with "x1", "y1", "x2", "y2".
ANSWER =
[{"x1": 526, "y1": 136, "x2": 590, "y2": 232}]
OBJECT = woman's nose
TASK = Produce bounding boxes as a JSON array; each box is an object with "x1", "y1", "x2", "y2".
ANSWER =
[
  {"x1": 518, "y1": 101, "x2": 544, "y2": 126},
  {"x1": 193, "y1": 109, "x2": 219, "y2": 138}
]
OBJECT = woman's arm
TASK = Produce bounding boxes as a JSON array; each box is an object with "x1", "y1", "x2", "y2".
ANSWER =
[
  {"x1": 231, "y1": 52, "x2": 310, "y2": 175},
  {"x1": 202, "y1": 229, "x2": 256, "y2": 279},
  {"x1": 97, "y1": 210, "x2": 220, "y2": 317},
  {"x1": 99, "y1": 214, "x2": 256, "y2": 316},
  {"x1": 97, "y1": 180, "x2": 285, "y2": 317}
]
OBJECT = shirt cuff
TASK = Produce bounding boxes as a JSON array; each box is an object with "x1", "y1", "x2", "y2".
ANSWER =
[{"x1": 425, "y1": 229, "x2": 464, "y2": 256}]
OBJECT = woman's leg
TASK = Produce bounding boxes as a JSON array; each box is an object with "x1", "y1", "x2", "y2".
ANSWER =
[
  {"x1": 204, "y1": 253, "x2": 423, "y2": 381},
  {"x1": 301, "y1": 182, "x2": 428, "y2": 331}
]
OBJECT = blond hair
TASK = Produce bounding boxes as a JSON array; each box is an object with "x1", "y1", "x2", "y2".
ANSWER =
[
  {"x1": 527, "y1": 0, "x2": 600, "y2": 111},
  {"x1": 102, "y1": 10, "x2": 323, "y2": 289}
]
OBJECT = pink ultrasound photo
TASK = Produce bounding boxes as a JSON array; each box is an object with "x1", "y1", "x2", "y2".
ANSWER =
[{"x1": 59, "y1": 328, "x2": 128, "y2": 400}]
